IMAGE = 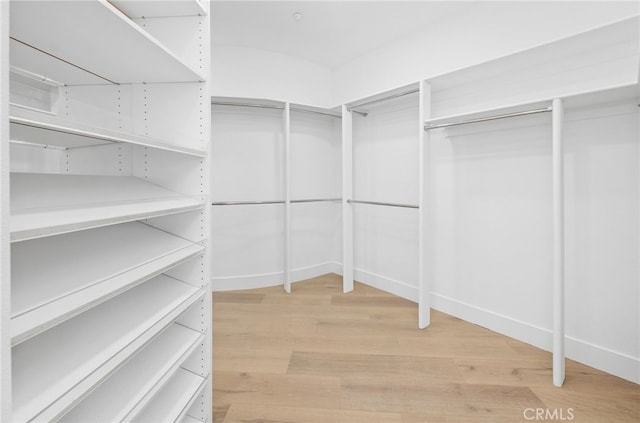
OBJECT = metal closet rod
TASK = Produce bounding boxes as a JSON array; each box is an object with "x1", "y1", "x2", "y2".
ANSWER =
[
  {"x1": 348, "y1": 199, "x2": 419, "y2": 209},
  {"x1": 424, "y1": 106, "x2": 552, "y2": 131},
  {"x1": 348, "y1": 88, "x2": 420, "y2": 115},
  {"x1": 291, "y1": 198, "x2": 342, "y2": 203},
  {"x1": 212, "y1": 101, "x2": 342, "y2": 118},
  {"x1": 212, "y1": 101, "x2": 284, "y2": 110},
  {"x1": 290, "y1": 107, "x2": 341, "y2": 119},
  {"x1": 212, "y1": 200, "x2": 285, "y2": 206}
]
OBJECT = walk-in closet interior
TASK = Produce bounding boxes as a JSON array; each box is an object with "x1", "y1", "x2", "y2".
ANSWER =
[
  {"x1": 208, "y1": 0, "x2": 639, "y2": 392},
  {"x1": 0, "y1": 1, "x2": 638, "y2": 422}
]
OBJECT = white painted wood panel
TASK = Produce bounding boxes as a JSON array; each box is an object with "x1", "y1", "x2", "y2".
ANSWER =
[
  {"x1": 112, "y1": 0, "x2": 207, "y2": 18},
  {"x1": 10, "y1": 105, "x2": 206, "y2": 156},
  {"x1": 59, "y1": 323, "x2": 203, "y2": 423},
  {"x1": 132, "y1": 368, "x2": 205, "y2": 423},
  {"x1": 12, "y1": 275, "x2": 202, "y2": 422},
  {"x1": 10, "y1": 0, "x2": 205, "y2": 84},
  {"x1": 11, "y1": 222, "x2": 203, "y2": 344},
  {"x1": 10, "y1": 173, "x2": 204, "y2": 241}
]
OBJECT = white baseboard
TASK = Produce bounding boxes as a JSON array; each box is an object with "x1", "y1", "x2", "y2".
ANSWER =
[
  {"x1": 212, "y1": 261, "x2": 343, "y2": 292},
  {"x1": 565, "y1": 336, "x2": 640, "y2": 384},
  {"x1": 213, "y1": 266, "x2": 639, "y2": 384},
  {"x1": 291, "y1": 261, "x2": 342, "y2": 282},
  {"x1": 353, "y1": 268, "x2": 419, "y2": 302},
  {"x1": 431, "y1": 292, "x2": 640, "y2": 384},
  {"x1": 212, "y1": 270, "x2": 283, "y2": 291}
]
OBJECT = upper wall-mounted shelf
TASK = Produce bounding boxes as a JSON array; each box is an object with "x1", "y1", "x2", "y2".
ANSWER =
[
  {"x1": 110, "y1": 0, "x2": 207, "y2": 18},
  {"x1": 424, "y1": 82, "x2": 639, "y2": 128},
  {"x1": 9, "y1": 105, "x2": 207, "y2": 157},
  {"x1": 10, "y1": 173, "x2": 205, "y2": 242},
  {"x1": 10, "y1": 0, "x2": 207, "y2": 85},
  {"x1": 425, "y1": 17, "x2": 639, "y2": 120}
]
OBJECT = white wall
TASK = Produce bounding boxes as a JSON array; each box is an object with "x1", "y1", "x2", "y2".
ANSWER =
[
  {"x1": 352, "y1": 93, "x2": 421, "y2": 299},
  {"x1": 290, "y1": 110, "x2": 343, "y2": 280},
  {"x1": 334, "y1": 1, "x2": 640, "y2": 105},
  {"x1": 211, "y1": 45, "x2": 334, "y2": 108},
  {"x1": 211, "y1": 105, "x2": 342, "y2": 290}
]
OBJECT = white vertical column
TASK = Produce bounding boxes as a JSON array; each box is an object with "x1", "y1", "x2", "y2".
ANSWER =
[
  {"x1": 418, "y1": 81, "x2": 431, "y2": 329},
  {"x1": 283, "y1": 103, "x2": 291, "y2": 293},
  {"x1": 0, "y1": 0, "x2": 11, "y2": 419},
  {"x1": 342, "y1": 105, "x2": 354, "y2": 293},
  {"x1": 552, "y1": 98, "x2": 565, "y2": 387}
]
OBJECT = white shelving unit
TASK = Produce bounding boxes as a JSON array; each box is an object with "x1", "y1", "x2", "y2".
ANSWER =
[
  {"x1": 132, "y1": 368, "x2": 206, "y2": 423},
  {"x1": 13, "y1": 276, "x2": 203, "y2": 422},
  {"x1": 2, "y1": 0, "x2": 211, "y2": 421},
  {"x1": 12, "y1": 222, "x2": 204, "y2": 345},
  {"x1": 11, "y1": 173, "x2": 205, "y2": 242},
  {"x1": 10, "y1": 0, "x2": 206, "y2": 84},
  {"x1": 59, "y1": 323, "x2": 204, "y2": 423},
  {"x1": 10, "y1": 105, "x2": 208, "y2": 156}
]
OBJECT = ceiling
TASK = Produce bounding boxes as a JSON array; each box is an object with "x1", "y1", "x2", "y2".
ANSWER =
[{"x1": 211, "y1": 1, "x2": 475, "y2": 69}]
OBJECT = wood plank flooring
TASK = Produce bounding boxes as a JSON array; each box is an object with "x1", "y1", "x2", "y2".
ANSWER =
[{"x1": 213, "y1": 273, "x2": 639, "y2": 423}]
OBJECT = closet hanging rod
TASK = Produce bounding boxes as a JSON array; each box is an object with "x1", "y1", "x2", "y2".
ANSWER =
[
  {"x1": 290, "y1": 107, "x2": 341, "y2": 119},
  {"x1": 348, "y1": 199, "x2": 419, "y2": 209},
  {"x1": 424, "y1": 106, "x2": 552, "y2": 131},
  {"x1": 212, "y1": 200, "x2": 285, "y2": 206},
  {"x1": 212, "y1": 101, "x2": 284, "y2": 110},
  {"x1": 291, "y1": 198, "x2": 342, "y2": 204},
  {"x1": 348, "y1": 88, "x2": 420, "y2": 113},
  {"x1": 212, "y1": 102, "x2": 343, "y2": 118}
]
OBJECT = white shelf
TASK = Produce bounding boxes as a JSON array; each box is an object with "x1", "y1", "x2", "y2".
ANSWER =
[
  {"x1": 12, "y1": 274, "x2": 203, "y2": 422},
  {"x1": 10, "y1": 106, "x2": 207, "y2": 156},
  {"x1": 59, "y1": 323, "x2": 203, "y2": 423},
  {"x1": 10, "y1": 0, "x2": 206, "y2": 84},
  {"x1": 111, "y1": 0, "x2": 207, "y2": 18},
  {"x1": 133, "y1": 368, "x2": 206, "y2": 423},
  {"x1": 182, "y1": 416, "x2": 202, "y2": 423},
  {"x1": 12, "y1": 222, "x2": 204, "y2": 345},
  {"x1": 425, "y1": 82, "x2": 639, "y2": 127},
  {"x1": 10, "y1": 173, "x2": 204, "y2": 242}
]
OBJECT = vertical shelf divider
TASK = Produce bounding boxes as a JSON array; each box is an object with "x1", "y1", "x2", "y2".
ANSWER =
[
  {"x1": 552, "y1": 97, "x2": 565, "y2": 387},
  {"x1": 283, "y1": 102, "x2": 291, "y2": 293},
  {"x1": 342, "y1": 105, "x2": 354, "y2": 293},
  {"x1": 418, "y1": 80, "x2": 431, "y2": 329},
  {"x1": 0, "y1": 1, "x2": 11, "y2": 420}
]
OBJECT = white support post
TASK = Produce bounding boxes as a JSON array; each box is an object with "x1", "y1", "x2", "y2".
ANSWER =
[
  {"x1": 0, "y1": 0, "x2": 10, "y2": 418},
  {"x1": 283, "y1": 103, "x2": 291, "y2": 293},
  {"x1": 418, "y1": 81, "x2": 431, "y2": 329},
  {"x1": 552, "y1": 98, "x2": 565, "y2": 387},
  {"x1": 342, "y1": 105, "x2": 354, "y2": 293}
]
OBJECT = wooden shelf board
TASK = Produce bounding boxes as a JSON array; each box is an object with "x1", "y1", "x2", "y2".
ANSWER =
[
  {"x1": 111, "y1": 0, "x2": 207, "y2": 18},
  {"x1": 12, "y1": 221, "x2": 204, "y2": 345},
  {"x1": 10, "y1": 0, "x2": 206, "y2": 84},
  {"x1": 132, "y1": 368, "x2": 206, "y2": 423},
  {"x1": 12, "y1": 275, "x2": 203, "y2": 422},
  {"x1": 10, "y1": 173, "x2": 204, "y2": 242},
  {"x1": 10, "y1": 106, "x2": 207, "y2": 156},
  {"x1": 59, "y1": 323, "x2": 203, "y2": 423}
]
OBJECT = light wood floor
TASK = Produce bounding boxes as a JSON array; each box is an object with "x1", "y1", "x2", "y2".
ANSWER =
[{"x1": 213, "y1": 274, "x2": 639, "y2": 423}]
